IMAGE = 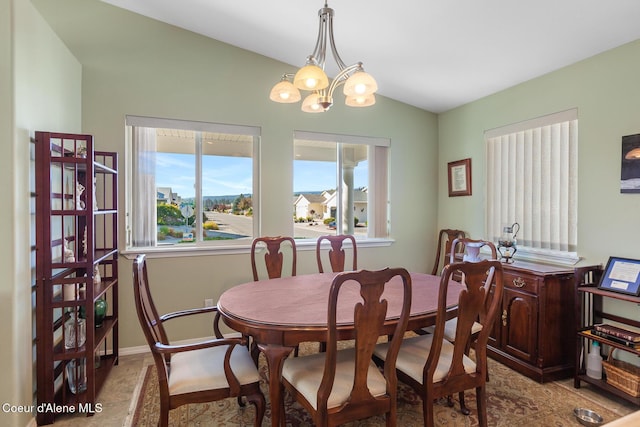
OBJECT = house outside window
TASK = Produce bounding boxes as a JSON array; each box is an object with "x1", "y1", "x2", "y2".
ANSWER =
[
  {"x1": 485, "y1": 109, "x2": 578, "y2": 264},
  {"x1": 293, "y1": 131, "x2": 390, "y2": 240},
  {"x1": 125, "y1": 115, "x2": 259, "y2": 251}
]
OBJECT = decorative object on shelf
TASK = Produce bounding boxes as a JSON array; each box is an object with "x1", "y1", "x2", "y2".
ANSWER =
[
  {"x1": 586, "y1": 341, "x2": 603, "y2": 379},
  {"x1": 63, "y1": 238, "x2": 75, "y2": 263},
  {"x1": 497, "y1": 222, "x2": 519, "y2": 263},
  {"x1": 94, "y1": 298, "x2": 107, "y2": 328},
  {"x1": 66, "y1": 358, "x2": 87, "y2": 394},
  {"x1": 63, "y1": 283, "x2": 77, "y2": 301},
  {"x1": 76, "y1": 182, "x2": 85, "y2": 210},
  {"x1": 93, "y1": 265, "x2": 101, "y2": 286},
  {"x1": 93, "y1": 179, "x2": 99, "y2": 211},
  {"x1": 596, "y1": 256, "x2": 640, "y2": 296},
  {"x1": 447, "y1": 158, "x2": 472, "y2": 197},
  {"x1": 83, "y1": 226, "x2": 87, "y2": 255},
  {"x1": 76, "y1": 144, "x2": 87, "y2": 158},
  {"x1": 601, "y1": 349, "x2": 640, "y2": 397},
  {"x1": 269, "y1": 1, "x2": 377, "y2": 113},
  {"x1": 64, "y1": 312, "x2": 86, "y2": 349}
]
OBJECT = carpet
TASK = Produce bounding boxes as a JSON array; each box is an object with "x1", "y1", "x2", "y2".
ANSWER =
[{"x1": 127, "y1": 342, "x2": 631, "y2": 426}]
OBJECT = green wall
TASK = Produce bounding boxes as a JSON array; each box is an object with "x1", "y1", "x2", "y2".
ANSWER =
[
  {"x1": 33, "y1": 0, "x2": 439, "y2": 350},
  {"x1": 3, "y1": 0, "x2": 82, "y2": 425},
  {"x1": 438, "y1": 39, "x2": 640, "y2": 265}
]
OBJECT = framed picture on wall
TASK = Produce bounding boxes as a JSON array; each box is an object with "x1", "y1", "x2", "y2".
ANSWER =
[
  {"x1": 448, "y1": 158, "x2": 472, "y2": 197},
  {"x1": 597, "y1": 256, "x2": 640, "y2": 296},
  {"x1": 621, "y1": 134, "x2": 640, "y2": 193}
]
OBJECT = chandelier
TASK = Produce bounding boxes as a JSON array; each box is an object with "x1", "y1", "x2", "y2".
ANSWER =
[{"x1": 269, "y1": 1, "x2": 378, "y2": 113}]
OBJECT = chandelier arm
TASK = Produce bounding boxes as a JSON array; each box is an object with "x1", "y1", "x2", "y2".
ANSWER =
[
  {"x1": 327, "y1": 10, "x2": 347, "y2": 71},
  {"x1": 326, "y1": 63, "x2": 361, "y2": 97},
  {"x1": 310, "y1": 7, "x2": 329, "y2": 66}
]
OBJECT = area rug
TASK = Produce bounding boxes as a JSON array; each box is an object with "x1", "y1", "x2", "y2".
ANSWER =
[{"x1": 127, "y1": 342, "x2": 631, "y2": 426}]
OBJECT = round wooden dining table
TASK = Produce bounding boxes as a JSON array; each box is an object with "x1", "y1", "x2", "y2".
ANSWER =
[{"x1": 217, "y1": 271, "x2": 463, "y2": 427}]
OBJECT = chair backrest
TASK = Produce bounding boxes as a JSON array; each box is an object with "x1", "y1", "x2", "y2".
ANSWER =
[
  {"x1": 251, "y1": 236, "x2": 297, "y2": 281},
  {"x1": 320, "y1": 268, "x2": 412, "y2": 417},
  {"x1": 426, "y1": 260, "x2": 504, "y2": 388},
  {"x1": 132, "y1": 254, "x2": 172, "y2": 375},
  {"x1": 449, "y1": 238, "x2": 498, "y2": 264},
  {"x1": 316, "y1": 234, "x2": 358, "y2": 273},
  {"x1": 431, "y1": 229, "x2": 466, "y2": 275}
]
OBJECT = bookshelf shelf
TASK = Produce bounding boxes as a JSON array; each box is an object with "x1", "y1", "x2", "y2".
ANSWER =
[
  {"x1": 575, "y1": 275, "x2": 640, "y2": 405},
  {"x1": 35, "y1": 132, "x2": 119, "y2": 425}
]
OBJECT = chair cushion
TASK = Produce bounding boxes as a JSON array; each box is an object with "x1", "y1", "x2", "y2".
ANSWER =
[
  {"x1": 168, "y1": 344, "x2": 260, "y2": 396},
  {"x1": 282, "y1": 347, "x2": 387, "y2": 410},
  {"x1": 422, "y1": 318, "x2": 483, "y2": 342},
  {"x1": 374, "y1": 334, "x2": 476, "y2": 385}
]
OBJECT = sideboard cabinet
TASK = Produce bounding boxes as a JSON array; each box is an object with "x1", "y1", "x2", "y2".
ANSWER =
[
  {"x1": 487, "y1": 260, "x2": 579, "y2": 383},
  {"x1": 35, "y1": 132, "x2": 119, "y2": 425}
]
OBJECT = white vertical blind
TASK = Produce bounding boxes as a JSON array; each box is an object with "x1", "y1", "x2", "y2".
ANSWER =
[{"x1": 485, "y1": 110, "x2": 578, "y2": 253}]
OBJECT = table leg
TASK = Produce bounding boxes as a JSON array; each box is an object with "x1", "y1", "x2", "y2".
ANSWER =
[{"x1": 257, "y1": 343, "x2": 294, "y2": 427}]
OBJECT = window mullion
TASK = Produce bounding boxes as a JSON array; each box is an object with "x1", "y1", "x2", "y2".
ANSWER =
[{"x1": 195, "y1": 132, "x2": 203, "y2": 243}]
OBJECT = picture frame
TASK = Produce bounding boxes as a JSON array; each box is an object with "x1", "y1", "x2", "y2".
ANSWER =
[
  {"x1": 448, "y1": 158, "x2": 472, "y2": 197},
  {"x1": 597, "y1": 256, "x2": 640, "y2": 296}
]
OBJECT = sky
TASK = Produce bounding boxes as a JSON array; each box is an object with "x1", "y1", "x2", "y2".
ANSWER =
[{"x1": 156, "y1": 153, "x2": 368, "y2": 198}]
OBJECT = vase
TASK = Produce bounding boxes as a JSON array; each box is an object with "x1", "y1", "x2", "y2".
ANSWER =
[
  {"x1": 79, "y1": 298, "x2": 108, "y2": 328},
  {"x1": 463, "y1": 242, "x2": 484, "y2": 262},
  {"x1": 66, "y1": 358, "x2": 87, "y2": 394},
  {"x1": 94, "y1": 298, "x2": 107, "y2": 328}
]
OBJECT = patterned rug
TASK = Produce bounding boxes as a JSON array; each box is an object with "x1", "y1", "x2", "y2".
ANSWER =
[{"x1": 127, "y1": 342, "x2": 630, "y2": 426}]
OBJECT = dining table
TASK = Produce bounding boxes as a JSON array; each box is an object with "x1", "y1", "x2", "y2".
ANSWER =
[{"x1": 217, "y1": 271, "x2": 464, "y2": 427}]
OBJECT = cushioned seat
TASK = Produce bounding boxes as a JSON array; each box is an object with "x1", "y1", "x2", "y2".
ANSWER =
[{"x1": 280, "y1": 268, "x2": 413, "y2": 426}]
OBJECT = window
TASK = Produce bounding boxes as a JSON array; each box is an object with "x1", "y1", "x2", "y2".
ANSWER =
[
  {"x1": 485, "y1": 109, "x2": 578, "y2": 263},
  {"x1": 125, "y1": 116, "x2": 259, "y2": 250},
  {"x1": 293, "y1": 131, "x2": 390, "y2": 240}
]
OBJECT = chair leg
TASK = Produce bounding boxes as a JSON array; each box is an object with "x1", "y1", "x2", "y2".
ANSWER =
[
  {"x1": 476, "y1": 385, "x2": 488, "y2": 427},
  {"x1": 246, "y1": 390, "x2": 266, "y2": 427},
  {"x1": 446, "y1": 395, "x2": 454, "y2": 407},
  {"x1": 458, "y1": 391, "x2": 471, "y2": 415},
  {"x1": 423, "y1": 394, "x2": 435, "y2": 427}
]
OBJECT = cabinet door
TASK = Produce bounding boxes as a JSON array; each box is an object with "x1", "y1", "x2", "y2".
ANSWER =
[{"x1": 502, "y1": 288, "x2": 538, "y2": 363}]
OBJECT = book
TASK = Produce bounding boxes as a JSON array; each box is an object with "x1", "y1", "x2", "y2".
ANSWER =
[
  {"x1": 593, "y1": 323, "x2": 640, "y2": 343},
  {"x1": 591, "y1": 329, "x2": 640, "y2": 349}
]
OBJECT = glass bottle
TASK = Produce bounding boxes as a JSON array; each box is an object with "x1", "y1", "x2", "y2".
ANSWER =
[{"x1": 94, "y1": 298, "x2": 107, "y2": 328}]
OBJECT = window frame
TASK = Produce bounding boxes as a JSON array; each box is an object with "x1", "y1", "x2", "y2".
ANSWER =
[
  {"x1": 123, "y1": 115, "x2": 261, "y2": 256},
  {"x1": 292, "y1": 130, "x2": 391, "y2": 242}
]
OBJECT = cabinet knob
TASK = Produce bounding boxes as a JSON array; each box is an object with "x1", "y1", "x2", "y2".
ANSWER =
[
  {"x1": 502, "y1": 309, "x2": 508, "y2": 326},
  {"x1": 513, "y1": 277, "x2": 526, "y2": 288}
]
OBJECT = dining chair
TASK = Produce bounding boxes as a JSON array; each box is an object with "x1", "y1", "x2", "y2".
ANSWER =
[
  {"x1": 316, "y1": 234, "x2": 358, "y2": 273},
  {"x1": 281, "y1": 268, "x2": 413, "y2": 426},
  {"x1": 431, "y1": 229, "x2": 466, "y2": 275},
  {"x1": 251, "y1": 235, "x2": 297, "y2": 280},
  {"x1": 132, "y1": 254, "x2": 265, "y2": 427},
  {"x1": 374, "y1": 260, "x2": 504, "y2": 427},
  {"x1": 424, "y1": 238, "x2": 498, "y2": 342}
]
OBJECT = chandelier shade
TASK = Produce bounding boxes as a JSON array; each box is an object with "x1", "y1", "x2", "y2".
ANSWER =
[
  {"x1": 301, "y1": 93, "x2": 324, "y2": 113},
  {"x1": 343, "y1": 70, "x2": 378, "y2": 97},
  {"x1": 269, "y1": 1, "x2": 377, "y2": 113},
  {"x1": 345, "y1": 93, "x2": 376, "y2": 108},
  {"x1": 269, "y1": 79, "x2": 301, "y2": 103},
  {"x1": 294, "y1": 63, "x2": 329, "y2": 91}
]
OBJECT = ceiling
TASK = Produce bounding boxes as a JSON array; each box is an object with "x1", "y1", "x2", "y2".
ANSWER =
[{"x1": 101, "y1": 0, "x2": 640, "y2": 113}]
